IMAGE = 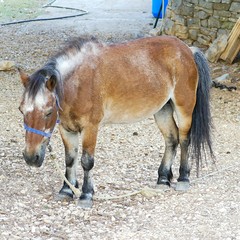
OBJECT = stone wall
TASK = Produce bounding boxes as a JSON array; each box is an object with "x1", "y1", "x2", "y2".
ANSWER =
[{"x1": 164, "y1": 0, "x2": 240, "y2": 46}]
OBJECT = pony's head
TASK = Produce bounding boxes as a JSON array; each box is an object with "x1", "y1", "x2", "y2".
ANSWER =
[{"x1": 18, "y1": 66, "x2": 61, "y2": 167}]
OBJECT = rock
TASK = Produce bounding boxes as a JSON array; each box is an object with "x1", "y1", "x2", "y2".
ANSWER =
[
  {"x1": 180, "y1": 4, "x2": 194, "y2": 17},
  {"x1": 200, "y1": 27, "x2": 217, "y2": 41},
  {"x1": 212, "y1": 66, "x2": 223, "y2": 74},
  {"x1": 189, "y1": 29, "x2": 198, "y2": 40},
  {"x1": 175, "y1": 24, "x2": 189, "y2": 39},
  {"x1": 201, "y1": 19, "x2": 208, "y2": 27},
  {"x1": 208, "y1": 16, "x2": 221, "y2": 28},
  {"x1": 171, "y1": 0, "x2": 183, "y2": 11},
  {"x1": 198, "y1": 1, "x2": 213, "y2": 10},
  {"x1": 214, "y1": 73, "x2": 231, "y2": 83},
  {"x1": 205, "y1": 34, "x2": 228, "y2": 62},
  {"x1": 195, "y1": 10, "x2": 210, "y2": 20},
  {"x1": 149, "y1": 28, "x2": 161, "y2": 36},
  {"x1": 163, "y1": 19, "x2": 175, "y2": 35},
  {"x1": 0, "y1": 60, "x2": 15, "y2": 71},
  {"x1": 233, "y1": 66, "x2": 240, "y2": 73},
  {"x1": 187, "y1": 18, "x2": 200, "y2": 28},
  {"x1": 229, "y1": 2, "x2": 240, "y2": 12},
  {"x1": 197, "y1": 34, "x2": 211, "y2": 46},
  {"x1": 172, "y1": 15, "x2": 186, "y2": 25},
  {"x1": 213, "y1": 3, "x2": 231, "y2": 10}
]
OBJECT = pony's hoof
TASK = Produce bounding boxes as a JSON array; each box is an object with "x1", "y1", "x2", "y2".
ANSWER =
[
  {"x1": 55, "y1": 193, "x2": 73, "y2": 201},
  {"x1": 156, "y1": 183, "x2": 170, "y2": 191},
  {"x1": 78, "y1": 193, "x2": 93, "y2": 208},
  {"x1": 175, "y1": 181, "x2": 190, "y2": 191},
  {"x1": 78, "y1": 199, "x2": 93, "y2": 209}
]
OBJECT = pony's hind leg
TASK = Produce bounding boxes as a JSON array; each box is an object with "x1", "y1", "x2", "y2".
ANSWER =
[
  {"x1": 58, "y1": 126, "x2": 79, "y2": 199},
  {"x1": 174, "y1": 104, "x2": 194, "y2": 191},
  {"x1": 154, "y1": 102, "x2": 178, "y2": 188}
]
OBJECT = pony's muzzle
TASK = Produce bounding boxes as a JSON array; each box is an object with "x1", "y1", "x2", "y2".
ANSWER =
[{"x1": 23, "y1": 150, "x2": 44, "y2": 167}]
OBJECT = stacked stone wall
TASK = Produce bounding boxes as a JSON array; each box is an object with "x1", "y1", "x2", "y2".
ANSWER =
[{"x1": 164, "y1": 0, "x2": 240, "y2": 46}]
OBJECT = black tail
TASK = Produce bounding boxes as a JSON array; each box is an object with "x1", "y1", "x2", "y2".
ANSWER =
[{"x1": 190, "y1": 47, "x2": 214, "y2": 175}]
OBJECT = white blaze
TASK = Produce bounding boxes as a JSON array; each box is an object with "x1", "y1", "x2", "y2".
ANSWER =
[{"x1": 23, "y1": 89, "x2": 48, "y2": 113}]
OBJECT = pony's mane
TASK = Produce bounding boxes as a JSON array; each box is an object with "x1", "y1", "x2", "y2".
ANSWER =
[
  {"x1": 26, "y1": 37, "x2": 99, "y2": 101},
  {"x1": 26, "y1": 63, "x2": 62, "y2": 101},
  {"x1": 55, "y1": 36, "x2": 98, "y2": 58}
]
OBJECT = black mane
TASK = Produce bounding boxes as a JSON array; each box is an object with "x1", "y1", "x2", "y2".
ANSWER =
[
  {"x1": 26, "y1": 37, "x2": 99, "y2": 101},
  {"x1": 26, "y1": 62, "x2": 62, "y2": 101},
  {"x1": 58, "y1": 36, "x2": 98, "y2": 54}
]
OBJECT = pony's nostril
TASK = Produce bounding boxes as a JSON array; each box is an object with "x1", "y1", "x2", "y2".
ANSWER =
[{"x1": 35, "y1": 154, "x2": 40, "y2": 162}]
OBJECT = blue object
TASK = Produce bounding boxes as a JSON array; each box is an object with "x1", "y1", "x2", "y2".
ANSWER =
[{"x1": 152, "y1": 0, "x2": 169, "y2": 18}]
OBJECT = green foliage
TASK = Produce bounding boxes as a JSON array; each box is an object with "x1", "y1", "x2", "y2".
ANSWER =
[{"x1": 0, "y1": 0, "x2": 47, "y2": 22}]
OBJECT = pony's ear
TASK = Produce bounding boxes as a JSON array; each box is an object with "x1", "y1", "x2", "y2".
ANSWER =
[
  {"x1": 45, "y1": 76, "x2": 57, "y2": 92},
  {"x1": 18, "y1": 68, "x2": 29, "y2": 88}
]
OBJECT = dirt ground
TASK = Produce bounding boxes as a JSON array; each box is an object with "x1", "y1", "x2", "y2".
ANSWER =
[{"x1": 0, "y1": 12, "x2": 240, "y2": 240}]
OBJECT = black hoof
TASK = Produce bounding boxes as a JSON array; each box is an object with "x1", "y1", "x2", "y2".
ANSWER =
[
  {"x1": 78, "y1": 193, "x2": 93, "y2": 209},
  {"x1": 157, "y1": 177, "x2": 171, "y2": 187},
  {"x1": 55, "y1": 192, "x2": 74, "y2": 201},
  {"x1": 59, "y1": 189, "x2": 74, "y2": 199},
  {"x1": 175, "y1": 181, "x2": 190, "y2": 191},
  {"x1": 156, "y1": 183, "x2": 170, "y2": 190},
  {"x1": 59, "y1": 181, "x2": 79, "y2": 199}
]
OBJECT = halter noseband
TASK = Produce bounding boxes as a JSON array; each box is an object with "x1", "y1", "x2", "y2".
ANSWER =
[
  {"x1": 24, "y1": 123, "x2": 54, "y2": 138},
  {"x1": 24, "y1": 97, "x2": 61, "y2": 138}
]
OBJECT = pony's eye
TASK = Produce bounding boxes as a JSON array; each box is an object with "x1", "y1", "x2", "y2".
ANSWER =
[{"x1": 45, "y1": 111, "x2": 53, "y2": 118}]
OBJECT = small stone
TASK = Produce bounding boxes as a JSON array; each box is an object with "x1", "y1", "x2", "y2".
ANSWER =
[
  {"x1": 149, "y1": 28, "x2": 161, "y2": 36},
  {"x1": 189, "y1": 29, "x2": 198, "y2": 41},
  {"x1": 50, "y1": 152, "x2": 57, "y2": 159},
  {"x1": 212, "y1": 67, "x2": 223, "y2": 74},
  {"x1": 0, "y1": 60, "x2": 15, "y2": 71},
  {"x1": 31, "y1": 226, "x2": 36, "y2": 233},
  {"x1": 0, "y1": 152, "x2": 5, "y2": 157},
  {"x1": 214, "y1": 73, "x2": 231, "y2": 83}
]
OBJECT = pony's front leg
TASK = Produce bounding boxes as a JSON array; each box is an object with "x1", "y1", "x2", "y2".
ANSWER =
[
  {"x1": 58, "y1": 125, "x2": 79, "y2": 199},
  {"x1": 78, "y1": 125, "x2": 98, "y2": 208}
]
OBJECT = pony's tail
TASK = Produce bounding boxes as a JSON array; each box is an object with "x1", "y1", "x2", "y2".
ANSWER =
[{"x1": 190, "y1": 47, "x2": 215, "y2": 175}]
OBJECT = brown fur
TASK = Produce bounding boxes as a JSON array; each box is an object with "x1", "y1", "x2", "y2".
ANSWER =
[
  {"x1": 19, "y1": 36, "x2": 205, "y2": 206},
  {"x1": 61, "y1": 36, "x2": 197, "y2": 131}
]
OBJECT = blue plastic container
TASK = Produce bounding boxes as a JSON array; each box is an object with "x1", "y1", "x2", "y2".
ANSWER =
[{"x1": 152, "y1": 0, "x2": 169, "y2": 18}]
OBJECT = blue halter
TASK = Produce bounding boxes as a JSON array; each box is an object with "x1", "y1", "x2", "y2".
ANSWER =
[
  {"x1": 24, "y1": 123, "x2": 54, "y2": 138},
  {"x1": 24, "y1": 97, "x2": 61, "y2": 138}
]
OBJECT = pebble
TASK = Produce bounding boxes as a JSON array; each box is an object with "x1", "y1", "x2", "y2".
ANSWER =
[
  {"x1": 214, "y1": 73, "x2": 231, "y2": 82},
  {"x1": 212, "y1": 66, "x2": 223, "y2": 74},
  {"x1": 149, "y1": 28, "x2": 161, "y2": 36},
  {"x1": 0, "y1": 152, "x2": 6, "y2": 157}
]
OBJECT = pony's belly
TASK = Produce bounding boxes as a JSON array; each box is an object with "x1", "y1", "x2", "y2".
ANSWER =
[{"x1": 101, "y1": 103, "x2": 164, "y2": 124}]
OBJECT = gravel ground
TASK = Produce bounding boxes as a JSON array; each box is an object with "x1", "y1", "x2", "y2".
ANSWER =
[{"x1": 0, "y1": 16, "x2": 240, "y2": 240}]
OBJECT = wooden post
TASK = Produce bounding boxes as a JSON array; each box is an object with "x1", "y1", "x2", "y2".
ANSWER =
[{"x1": 220, "y1": 18, "x2": 240, "y2": 64}]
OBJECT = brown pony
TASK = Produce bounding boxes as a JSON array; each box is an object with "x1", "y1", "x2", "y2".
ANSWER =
[{"x1": 19, "y1": 36, "x2": 213, "y2": 208}]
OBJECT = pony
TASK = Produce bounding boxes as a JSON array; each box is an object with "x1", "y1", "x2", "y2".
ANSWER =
[{"x1": 18, "y1": 36, "x2": 213, "y2": 208}]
